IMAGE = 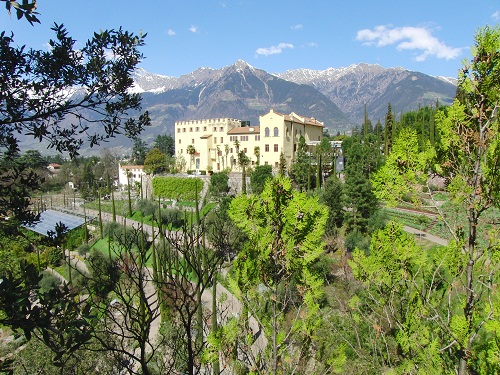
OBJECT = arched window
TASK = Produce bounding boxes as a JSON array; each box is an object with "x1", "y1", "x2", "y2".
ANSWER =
[
  {"x1": 273, "y1": 127, "x2": 279, "y2": 137},
  {"x1": 265, "y1": 127, "x2": 270, "y2": 137}
]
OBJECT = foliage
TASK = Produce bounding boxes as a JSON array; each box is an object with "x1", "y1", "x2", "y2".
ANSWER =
[
  {"x1": 227, "y1": 176, "x2": 328, "y2": 373},
  {"x1": 131, "y1": 137, "x2": 149, "y2": 165},
  {"x1": 2, "y1": 0, "x2": 39, "y2": 25},
  {"x1": 250, "y1": 164, "x2": 273, "y2": 195},
  {"x1": 289, "y1": 135, "x2": 310, "y2": 191},
  {"x1": 144, "y1": 147, "x2": 167, "y2": 174},
  {"x1": 320, "y1": 175, "x2": 344, "y2": 233},
  {"x1": 371, "y1": 127, "x2": 434, "y2": 206},
  {"x1": 209, "y1": 170, "x2": 230, "y2": 198},
  {"x1": 152, "y1": 176, "x2": 203, "y2": 201},
  {"x1": 0, "y1": 24, "x2": 149, "y2": 158},
  {"x1": 154, "y1": 134, "x2": 175, "y2": 156},
  {"x1": 0, "y1": 261, "x2": 93, "y2": 371}
]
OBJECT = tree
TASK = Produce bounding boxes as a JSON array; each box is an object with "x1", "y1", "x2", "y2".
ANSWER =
[
  {"x1": 237, "y1": 150, "x2": 250, "y2": 194},
  {"x1": 250, "y1": 164, "x2": 273, "y2": 195},
  {"x1": 1, "y1": 24, "x2": 149, "y2": 158},
  {"x1": 370, "y1": 25, "x2": 500, "y2": 375},
  {"x1": 253, "y1": 145, "x2": 261, "y2": 166},
  {"x1": 227, "y1": 176, "x2": 328, "y2": 374},
  {"x1": 144, "y1": 147, "x2": 167, "y2": 174},
  {"x1": 384, "y1": 103, "x2": 395, "y2": 155},
  {"x1": 154, "y1": 134, "x2": 175, "y2": 156},
  {"x1": 209, "y1": 170, "x2": 230, "y2": 199},
  {"x1": 320, "y1": 175, "x2": 344, "y2": 233},
  {"x1": 186, "y1": 144, "x2": 196, "y2": 171},
  {"x1": 2, "y1": 0, "x2": 38, "y2": 25},
  {"x1": 132, "y1": 137, "x2": 149, "y2": 165},
  {"x1": 289, "y1": 135, "x2": 310, "y2": 191}
]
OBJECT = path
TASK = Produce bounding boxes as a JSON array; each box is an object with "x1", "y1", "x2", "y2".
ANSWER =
[
  {"x1": 402, "y1": 225, "x2": 449, "y2": 246},
  {"x1": 65, "y1": 206, "x2": 266, "y2": 356}
]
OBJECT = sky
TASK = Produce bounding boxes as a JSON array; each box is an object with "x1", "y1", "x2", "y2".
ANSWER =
[{"x1": 1, "y1": 1, "x2": 499, "y2": 79}]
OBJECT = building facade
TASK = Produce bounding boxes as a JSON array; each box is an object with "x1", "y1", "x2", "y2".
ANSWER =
[
  {"x1": 174, "y1": 109, "x2": 324, "y2": 173},
  {"x1": 118, "y1": 164, "x2": 146, "y2": 188}
]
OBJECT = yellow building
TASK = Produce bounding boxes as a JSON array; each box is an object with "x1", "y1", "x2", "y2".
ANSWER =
[{"x1": 174, "y1": 109, "x2": 324, "y2": 173}]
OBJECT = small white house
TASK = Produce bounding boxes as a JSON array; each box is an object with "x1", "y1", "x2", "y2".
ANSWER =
[{"x1": 118, "y1": 164, "x2": 145, "y2": 189}]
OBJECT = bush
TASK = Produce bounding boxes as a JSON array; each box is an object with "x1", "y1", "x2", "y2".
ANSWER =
[
  {"x1": 39, "y1": 271, "x2": 62, "y2": 293},
  {"x1": 160, "y1": 208, "x2": 185, "y2": 228},
  {"x1": 77, "y1": 243, "x2": 90, "y2": 256},
  {"x1": 345, "y1": 231, "x2": 370, "y2": 253},
  {"x1": 152, "y1": 176, "x2": 203, "y2": 201},
  {"x1": 209, "y1": 171, "x2": 230, "y2": 197},
  {"x1": 136, "y1": 199, "x2": 156, "y2": 217},
  {"x1": 47, "y1": 247, "x2": 63, "y2": 266},
  {"x1": 250, "y1": 165, "x2": 273, "y2": 195}
]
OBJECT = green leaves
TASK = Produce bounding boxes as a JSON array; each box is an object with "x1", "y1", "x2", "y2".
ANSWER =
[{"x1": 372, "y1": 127, "x2": 433, "y2": 207}]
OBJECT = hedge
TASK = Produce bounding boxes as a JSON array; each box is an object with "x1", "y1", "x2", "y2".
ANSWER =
[{"x1": 152, "y1": 176, "x2": 204, "y2": 201}]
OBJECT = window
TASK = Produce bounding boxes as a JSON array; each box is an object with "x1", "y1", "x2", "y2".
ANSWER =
[
  {"x1": 189, "y1": 127, "x2": 193, "y2": 132},
  {"x1": 265, "y1": 161, "x2": 269, "y2": 165},
  {"x1": 220, "y1": 137, "x2": 223, "y2": 144},
  {"x1": 244, "y1": 148, "x2": 247, "y2": 153},
  {"x1": 203, "y1": 126, "x2": 207, "y2": 131},
  {"x1": 220, "y1": 127, "x2": 224, "y2": 132},
  {"x1": 265, "y1": 127, "x2": 270, "y2": 137},
  {"x1": 255, "y1": 135, "x2": 260, "y2": 141},
  {"x1": 230, "y1": 148, "x2": 233, "y2": 153},
  {"x1": 265, "y1": 144, "x2": 269, "y2": 152},
  {"x1": 273, "y1": 127, "x2": 279, "y2": 137},
  {"x1": 213, "y1": 127, "x2": 217, "y2": 132},
  {"x1": 230, "y1": 136, "x2": 237, "y2": 142},
  {"x1": 195, "y1": 127, "x2": 199, "y2": 132},
  {"x1": 177, "y1": 128, "x2": 180, "y2": 133},
  {"x1": 274, "y1": 144, "x2": 279, "y2": 152},
  {"x1": 192, "y1": 139, "x2": 195, "y2": 144},
  {"x1": 183, "y1": 128, "x2": 186, "y2": 133},
  {"x1": 178, "y1": 139, "x2": 181, "y2": 144},
  {"x1": 240, "y1": 135, "x2": 248, "y2": 141},
  {"x1": 214, "y1": 137, "x2": 217, "y2": 144}
]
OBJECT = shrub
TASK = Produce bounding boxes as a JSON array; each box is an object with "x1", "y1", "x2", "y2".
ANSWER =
[
  {"x1": 47, "y1": 247, "x2": 63, "y2": 266},
  {"x1": 160, "y1": 208, "x2": 185, "y2": 228},
  {"x1": 152, "y1": 176, "x2": 203, "y2": 201},
  {"x1": 39, "y1": 271, "x2": 62, "y2": 293}
]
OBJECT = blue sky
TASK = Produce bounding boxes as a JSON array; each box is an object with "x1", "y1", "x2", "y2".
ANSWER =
[{"x1": 2, "y1": 1, "x2": 499, "y2": 78}]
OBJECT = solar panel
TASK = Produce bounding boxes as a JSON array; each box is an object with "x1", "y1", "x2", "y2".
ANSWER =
[{"x1": 23, "y1": 209, "x2": 94, "y2": 237}]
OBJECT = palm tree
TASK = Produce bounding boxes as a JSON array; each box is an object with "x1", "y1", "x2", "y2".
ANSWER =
[
  {"x1": 233, "y1": 140, "x2": 240, "y2": 170},
  {"x1": 224, "y1": 144, "x2": 230, "y2": 170},
  {"x1": 254, "y1": 146, "x2": 261, "y2": 166},
  {"x1": 186, "y1": 144, "x2": 196, "y2": 171}
]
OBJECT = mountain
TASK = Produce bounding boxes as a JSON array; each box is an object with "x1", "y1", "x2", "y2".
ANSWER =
[
  {"x1": 137, "y1": 60, "x2": 353, "y2": 140},
  {"x1": 18, "y1": 61, "x2": 458, "y2": 156},
  {"x1": 275, "y1": 63, "x2": 457, "y2": 125}
]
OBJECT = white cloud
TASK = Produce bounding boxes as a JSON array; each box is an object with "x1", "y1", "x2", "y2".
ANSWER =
[
  {"x1": 492, "y1": 11, "x2": 500, "y2": 21},
  {"x1": 356, "y1": 25, "x2": 462, "y2": 61},
  {"x1": 167, "y1": 29, "x2": 176, "y2": 36},
  {"x1": 255, "y1": 43, "x2": 294, "y2": 57},
  {"x1": 291, "y1": 24, "x2": 303, "y2": 30},
  {"x1": 189, "y1": 25, "x2": 198, "y2": 33},
  {"x1": 306, "y1": 42, "x2": 318, "y2": 48}
]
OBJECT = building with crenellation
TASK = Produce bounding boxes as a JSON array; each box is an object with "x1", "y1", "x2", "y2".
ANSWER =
[{"x1": 174, "y1": 109, "x2": 324, "y2": 173}]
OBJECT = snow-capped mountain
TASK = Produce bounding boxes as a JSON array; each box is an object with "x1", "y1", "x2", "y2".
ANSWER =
[{"x1": 274, "y1": 63, "x2": 457, "y2": 124}]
